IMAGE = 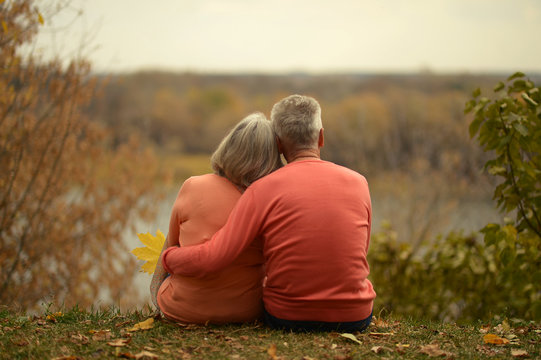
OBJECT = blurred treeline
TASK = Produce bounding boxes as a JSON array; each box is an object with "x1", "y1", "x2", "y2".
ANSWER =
[{"x1": 88, "y1": 71, "x2": 503, "y2": 185}]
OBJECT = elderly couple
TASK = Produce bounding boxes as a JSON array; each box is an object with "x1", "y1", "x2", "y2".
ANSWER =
[{"x1": 149, "y1": 95, "x2": 376, "y2": 332}]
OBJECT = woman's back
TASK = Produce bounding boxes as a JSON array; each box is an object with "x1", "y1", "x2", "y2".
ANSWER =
[{"x1": 157, "y1": 174, "x2": 264, "y2": 324}]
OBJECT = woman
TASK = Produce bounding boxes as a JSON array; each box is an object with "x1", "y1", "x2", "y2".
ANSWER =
[{"x1": 150, "y1": 112, "x2": 282, "y2": 324}]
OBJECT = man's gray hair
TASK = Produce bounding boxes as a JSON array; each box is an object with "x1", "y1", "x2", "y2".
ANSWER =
[{"x1": 270, "y1": 94, "x2": 322, "y2": 148}]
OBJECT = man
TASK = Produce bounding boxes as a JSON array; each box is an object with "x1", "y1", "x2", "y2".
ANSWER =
[{"x1": 162, "y1": 95, "x2": 375, "y2": 332}]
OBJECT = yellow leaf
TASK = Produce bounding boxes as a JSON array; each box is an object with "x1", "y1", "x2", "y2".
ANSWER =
[
  {"x1": 141, "y1": 259, "x2": 158, "y2": 274},
  {"x1": 2, "y1": 20, "x2": 7, "y2": 33},
  {"x1": 267, "y1": 343, "x2": 277, "y2": 359},
  {"x1": 37, "y1": 12, "x2": 44, "y2": 25},
  {"x1": 138, "y1": 230, "x2": 166, "y2": 251},
  {"x1": 127, "y1": 318, "x2": 154, "y2": 332},
  {"x1": 483, "y1": 333, "x2": 510, "y2": 345},
  {"x1": 340, "y1": 333, "x2": 362, "y2": 345},
  {"x1": 131, "y1": 246, "x2": 159, "y2": 262},
  {"x1": 132, "y1": 230, "x2": 165, "y2": 274}
]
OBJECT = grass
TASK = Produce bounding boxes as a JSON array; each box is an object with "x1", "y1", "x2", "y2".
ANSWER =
[{"x1": 0, "y1": 306, "x2": 539, "y2": 359}]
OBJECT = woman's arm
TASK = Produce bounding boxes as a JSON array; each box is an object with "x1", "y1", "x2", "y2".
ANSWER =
[
  {"x1": 149, "y1": 181, "x2": 187, "y2": 308},
  {"x1": 149, "y1": 235, "x2": 172, "y2": 309}
]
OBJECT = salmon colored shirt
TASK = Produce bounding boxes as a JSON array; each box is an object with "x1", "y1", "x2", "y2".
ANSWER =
[
  {"x1": 157, "y1": 174, "x2": 264, "y2": 324},
  {"x1": 163, "y1": 159, "x2": 376, "y2": 323}
]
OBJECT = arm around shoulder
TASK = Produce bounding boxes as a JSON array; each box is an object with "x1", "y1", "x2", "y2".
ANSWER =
[{"x1": 162, "y1": 187, "x2": 263, "y2": 277}]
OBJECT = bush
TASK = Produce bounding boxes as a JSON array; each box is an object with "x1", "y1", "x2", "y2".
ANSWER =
[{"x1": 369, "y1": 73, "x2": 541, "y2": 321}]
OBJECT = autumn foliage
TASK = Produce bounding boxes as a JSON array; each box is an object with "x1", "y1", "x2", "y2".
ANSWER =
[{"x1": 0, "y1": 0, "x2": 163, "y2": 310}]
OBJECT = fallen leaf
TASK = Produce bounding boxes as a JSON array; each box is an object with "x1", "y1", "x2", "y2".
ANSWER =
[
  {"x1": 505, "y1": 334, "x2": 520, "y2": 345},
  {"x1": 395, "y1": 343, "x2": 410, "y2": 354},
  {"x1": 479, "y1": 325, "x2": 491, "y2": 334},
  {"x1": 483, "y1": 333, "x2": 510, "y2": 345},
  {"x1": 511, "y1": 349, "x2": 529, "y2": 358},
  {"x1": 135, "y1": 350, "x2": 158, "y2": 359},
  {"x1": 267, "y1": 343, "x2": 277, "y2": 359},
  {"x1": 419, "y1": 343, "x2": 453, "y2": 357},
  {"x1": 70, "y1": 333, "x2": 89, "y2": 344},
  {"x1": 107, "y1": 338, "x2": 131, "y2": 347},
  {"x1": 116, "y1": 320, "x2": 132, "y2": 328},
  {"x1": 132, "y1": 230, "x2": 166, "y2": 274},
  {"x1": 369, "y1": 332, "x2": 394, "y2": 337},
  {"x1": 118, "y1": 353, "x2": 136, "y2": 359},
  {"x1": 91, "y1": 329, "x2": 112, "y2": 341},
  {"x1": 372, "y1": 317, "x2": 391, "y2": 328},
  {"x1": 127, "y1": 318, "x2": 154, "y2": 332},
  {"x1": 371, "y1": 346, "x2": 393, "y2": 354},
  {"x1": 494, "y1": 320, "x2": 511, "y2": 334},
  {"x1": 340, "y1": 333, "x2": 362, "y2": 345},
  {"x1": 11, "y1": 338, "x2": 29, "y2": 346},
  {"x1": 333, "y1": 355, "x2": 353, "y2": 360}
]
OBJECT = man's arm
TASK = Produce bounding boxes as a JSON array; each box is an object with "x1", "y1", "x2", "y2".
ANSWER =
[{"x1": 162, "y1": 188, "x2": 262, "y2": 277}]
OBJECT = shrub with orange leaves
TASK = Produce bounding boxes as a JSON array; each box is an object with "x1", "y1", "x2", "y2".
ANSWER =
[{"x1": 0, "y1": 0, "x2": 164, "y2": 310}]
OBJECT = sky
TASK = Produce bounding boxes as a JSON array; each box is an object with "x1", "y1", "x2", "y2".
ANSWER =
[{"x1": 35, "y1": 0, "x2": 541, "y2": 74}]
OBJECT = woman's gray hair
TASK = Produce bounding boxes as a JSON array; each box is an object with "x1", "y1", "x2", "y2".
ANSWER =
[
  {"x1": 270, "y1": 94, "x2": 322, "y2": 148},
  {"x1": 211, "y1": 112, "x2": 283, "y2": 189}
]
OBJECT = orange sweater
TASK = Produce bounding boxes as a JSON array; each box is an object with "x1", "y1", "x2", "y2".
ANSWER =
[
  {"x1": 157, "y1": 174, "x2": 264, "y2": 324},
  {"x1": 163, "y1": 159, "x2": 375, "y2": 322}
]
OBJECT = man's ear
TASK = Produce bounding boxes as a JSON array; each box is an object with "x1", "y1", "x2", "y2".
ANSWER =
[
  {"x1": 318, "y1": 128, "x2": 324, "y2": 148},
  {"x1": 276, "y1": 136, "x2": 284, "y2": 154}
]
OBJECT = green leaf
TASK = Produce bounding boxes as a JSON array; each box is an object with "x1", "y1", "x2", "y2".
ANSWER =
[
  {"x1": 513, "y1": 122, "x2": 529, "y2": 137},
  {"x1": 521, "y1": 93, "x2": 539, "y2": 106},
  {"x1": 507, "y1": 72, "x2": 525, "y2": 81},
  {"x1": 472, "y1": 87, "x2": 481, "y2": 98},
  {"x1": 500, "y1": 247, "x2": 514, "y2": 267},
  {"x1": 488, "y1": 165, "x2": 506, "y2": 176},
  {"x1": 494, "y1": 82, "x2": 505, "y2": 92},
  {"x1": 464, "y1": 99, "x2": 476, "y2": 114},
  {"x1": 469, "y1": 117, "x2": 483, "y2": 138}
]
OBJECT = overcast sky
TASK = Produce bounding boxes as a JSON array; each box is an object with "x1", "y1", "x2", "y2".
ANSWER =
[{"x1": 35, "y1": 0, "x2": 541, "y2": 74}]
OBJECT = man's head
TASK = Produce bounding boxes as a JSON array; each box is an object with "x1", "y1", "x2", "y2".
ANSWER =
[{"x1": 270, "y1": 95, "x2": 322, "y2": 151}]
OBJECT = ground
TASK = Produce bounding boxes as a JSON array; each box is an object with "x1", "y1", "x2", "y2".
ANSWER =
[{"x1": 0, "y1": 307, "x2": 539, "y2": 359}]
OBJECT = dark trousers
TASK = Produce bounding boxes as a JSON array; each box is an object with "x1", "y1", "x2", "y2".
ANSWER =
[{"x1": 263, "y1": 308, "x2": 372, "y2": 333}]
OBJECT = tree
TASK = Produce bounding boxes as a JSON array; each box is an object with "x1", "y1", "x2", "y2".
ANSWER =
[
  {"x1": 0, "y1": 0, "x2": 164, "y2": 310},
  {"x1": 466, "y1": 72, "x2": 541, "y2": 318}
]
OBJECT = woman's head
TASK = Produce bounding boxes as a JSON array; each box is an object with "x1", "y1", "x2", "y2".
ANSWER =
[{"x1": 211, "y1": 112, "x2": 283, "y2": 189}]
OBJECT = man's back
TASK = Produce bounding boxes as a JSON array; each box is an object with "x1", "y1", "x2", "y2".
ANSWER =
[{"x1": 248, "y1": 159, "x2": 375, "y2": 322}]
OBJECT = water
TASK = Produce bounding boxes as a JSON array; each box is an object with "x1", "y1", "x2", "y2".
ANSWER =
[{"x1": 125, "y1": 186, "x2": 500, "y2": 308}]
